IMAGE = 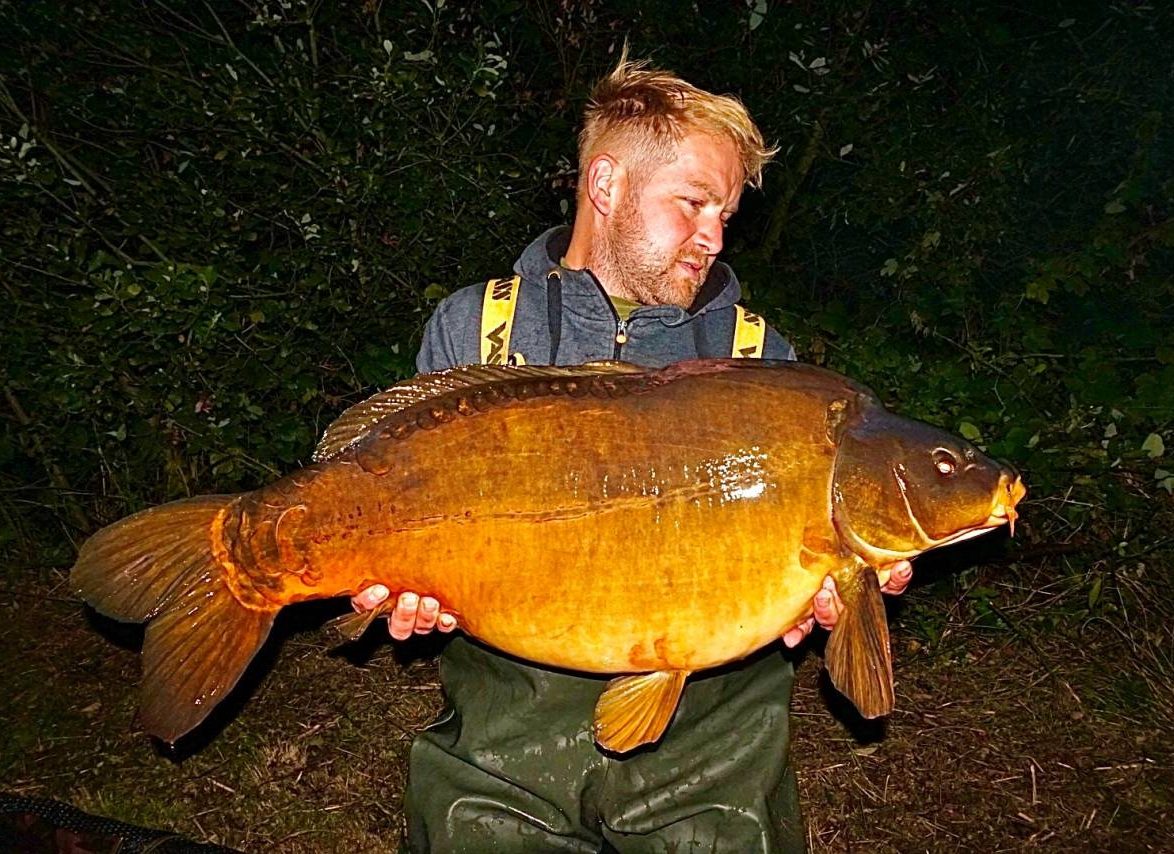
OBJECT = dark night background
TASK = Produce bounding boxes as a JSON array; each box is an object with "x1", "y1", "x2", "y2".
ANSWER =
[{"x1": 1, "y1": 1, "x2": 1171, "y2": 850}]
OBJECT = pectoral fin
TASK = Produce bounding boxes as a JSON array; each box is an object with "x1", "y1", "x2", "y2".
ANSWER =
[
  {"x1": 593, "y1": 670, "x2": 688, "y2": 753},
  {"x1": 825, "y1": 566, "x2": 894, "y2": 719}
]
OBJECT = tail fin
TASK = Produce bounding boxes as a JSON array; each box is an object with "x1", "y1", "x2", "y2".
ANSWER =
[
  {"x1": 72, "y1": 496, "x2": 277, "y2": 743},
  {"x1": 825, "y1": 565, "x2": 894, "y2": 719}
]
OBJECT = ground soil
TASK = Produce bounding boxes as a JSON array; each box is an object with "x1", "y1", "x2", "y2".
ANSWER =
[{"x1": 1, "y1": 563, "x2": 1170, "y2": 852}]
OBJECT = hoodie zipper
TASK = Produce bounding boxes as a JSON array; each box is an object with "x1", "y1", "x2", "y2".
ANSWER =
[
  {"x1": 600, "y1": 288, "x2": 628, "y2": 358},
  {"x1": 583, "y1": 269, "x2": 630, "y2": 358}
]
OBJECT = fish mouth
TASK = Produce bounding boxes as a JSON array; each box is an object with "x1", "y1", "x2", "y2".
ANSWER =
[
  {"x1": 990, "y1": 472, "x2": 1026, "y2": 537},
  {"x1": 924, "y1": 472, "x2": 1027, "y2": 548}
]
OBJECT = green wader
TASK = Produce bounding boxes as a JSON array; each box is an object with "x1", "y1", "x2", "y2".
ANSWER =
[{"x1": 405, "y1": 638, "x2": 804, "y2": 853}]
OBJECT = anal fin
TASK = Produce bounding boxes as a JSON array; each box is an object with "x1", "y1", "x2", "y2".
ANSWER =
[
  {"x1": 593, "y1": 670, "x2": 688, "y2": 753},
  {"x1": 327, "y1": 597, "x2": 396, "y2": 643},
  {"x1": 825, "y1": 566, "x2": 894, "y2": 719}
]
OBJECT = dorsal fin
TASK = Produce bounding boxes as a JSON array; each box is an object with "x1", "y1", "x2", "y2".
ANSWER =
[{"x1": 313, "y1": 362, "x2": 651, "y2": 462}]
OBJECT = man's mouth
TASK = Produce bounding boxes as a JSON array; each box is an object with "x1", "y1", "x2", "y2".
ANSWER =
[{"x1": 677, "y1": 259, "x2": 705, "y2": 280}]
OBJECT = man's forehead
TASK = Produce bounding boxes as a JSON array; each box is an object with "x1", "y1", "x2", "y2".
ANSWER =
[{"x1": 650, "y1": 134, "x2": 744, "y2": 201}]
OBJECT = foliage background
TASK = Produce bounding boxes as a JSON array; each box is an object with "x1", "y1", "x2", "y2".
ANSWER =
[
  {"x1": 2, "y1": 0, "x2": 1171, "y2": 565},
  {"x1": 1, "y1": 0, "x2": 1172, "y2": 847}
]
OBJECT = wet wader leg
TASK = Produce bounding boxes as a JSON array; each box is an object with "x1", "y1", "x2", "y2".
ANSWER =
[
  {"x1": 405, "y1": 638, "x2": 610, "y2": 853},
  {"x1": 598, "y1": 652, "x2": 804, "y2": 853}
]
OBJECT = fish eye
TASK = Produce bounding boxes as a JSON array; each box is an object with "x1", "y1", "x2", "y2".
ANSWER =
[{"x1": 932, "y1": 449, "x2": 958, "y2": 477}]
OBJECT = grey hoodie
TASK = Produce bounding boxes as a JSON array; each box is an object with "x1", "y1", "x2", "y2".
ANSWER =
[{"x1": 417, "y1": 226, "x2": 795, "y2": 373}]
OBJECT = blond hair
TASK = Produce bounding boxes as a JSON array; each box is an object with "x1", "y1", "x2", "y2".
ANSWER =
[{"x1": 579, "y1": 53, "x2": 776, "y2": 190}]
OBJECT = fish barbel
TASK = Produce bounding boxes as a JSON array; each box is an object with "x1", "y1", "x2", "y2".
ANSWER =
[{"x1": 72, "y1": 359, "x2": 1025, "y2": 752}]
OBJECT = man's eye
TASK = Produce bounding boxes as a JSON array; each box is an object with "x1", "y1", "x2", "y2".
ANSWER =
[{"x1": 683, "y1": 198, "x2": 703, "y2": 210}]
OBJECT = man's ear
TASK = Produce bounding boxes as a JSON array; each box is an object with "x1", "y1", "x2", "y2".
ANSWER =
[{"x1": 585, "y1": 154, "x2": 625, "y2": 216}]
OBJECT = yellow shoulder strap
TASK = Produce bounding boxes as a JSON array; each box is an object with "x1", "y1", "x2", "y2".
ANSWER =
[
  {"x1": 732, "y1": 304, "x2": 766, "y2": 358},
  {"x1": 480, "y1": 275, "x2": 522, "y2": 365}
]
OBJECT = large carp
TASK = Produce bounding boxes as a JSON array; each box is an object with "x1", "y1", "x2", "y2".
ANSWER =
[{"x1": 72, "y1": 359, "x2": 1025, "y2": 753}]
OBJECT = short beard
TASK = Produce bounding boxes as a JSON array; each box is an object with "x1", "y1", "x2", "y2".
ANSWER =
[{"x1": 591, "y1": 193, "x2": 694, "y2": 308}]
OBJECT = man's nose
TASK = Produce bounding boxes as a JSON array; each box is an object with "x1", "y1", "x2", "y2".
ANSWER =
[{"x1": 694, "y1": 212, "x2": 723, "y2": 256}]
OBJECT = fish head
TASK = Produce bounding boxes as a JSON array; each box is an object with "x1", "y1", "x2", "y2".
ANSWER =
[{"x1": 830, "y1": 405, "x2": 1026, "y2": 566}]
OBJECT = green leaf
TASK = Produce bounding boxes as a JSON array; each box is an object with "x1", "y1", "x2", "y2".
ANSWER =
[
  {"x1": 1087, "y1": 574, "x2": 1103, "y2": 610},
  {"x1": 1141, "y1": 433, "x2": 1165, "y2": 458},
  {"x1": 958, "y1": 421, "x2": 984, "y2": 443},
  {"x1": 1157, "y1": 473, "x2": 1174, "y2": 494},
  {"x1": 1025, "y1": 276, "x2": 1054, "y2": 304}
]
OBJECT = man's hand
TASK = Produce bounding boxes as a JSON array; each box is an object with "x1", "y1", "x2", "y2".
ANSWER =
[
  {"x1": 781, "y1": 560, "x2": 914, "y2": 649},
  {"x1": 350, "y1": 584, "x2": 458, "y2": 641}
]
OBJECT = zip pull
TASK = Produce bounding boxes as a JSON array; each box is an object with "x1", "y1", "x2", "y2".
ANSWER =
[{"x1": 615, "y1": 318, "x2": 629, "y2": 346}]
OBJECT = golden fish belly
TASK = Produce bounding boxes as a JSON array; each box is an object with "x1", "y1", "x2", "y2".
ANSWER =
[
  {"x1": 408, "y1": 501, "x2": 830, "y2": 672},
  {"x1": 250, "y1": 368, "x2": 847, "y2": 674}
]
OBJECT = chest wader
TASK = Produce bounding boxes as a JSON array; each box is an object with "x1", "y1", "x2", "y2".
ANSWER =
[{"x1": 404, "y1": 281, "x2": 804, "y2": 853}]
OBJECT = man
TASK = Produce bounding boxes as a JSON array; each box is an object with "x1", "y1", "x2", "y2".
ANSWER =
[{"x1": 353, "y1": 56, "x2": 913, "y2": 852}]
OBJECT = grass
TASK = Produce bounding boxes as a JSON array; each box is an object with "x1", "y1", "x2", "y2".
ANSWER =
[
  {"x1": 795, "y1": 559, "x2": 1174, "y2": 850},
  {"x1": 2, "y1": 512, "x2": 1173, "y2": 851}
]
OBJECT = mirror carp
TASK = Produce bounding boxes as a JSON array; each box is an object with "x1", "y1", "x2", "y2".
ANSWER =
[{"x1": 72, "y1": 358, "x2": 1025, "y2": 753}]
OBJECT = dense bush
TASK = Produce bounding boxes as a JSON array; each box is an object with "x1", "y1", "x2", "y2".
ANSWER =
[{"x1": 2, "y1": 1, "x2": 1170, "y2": 570}]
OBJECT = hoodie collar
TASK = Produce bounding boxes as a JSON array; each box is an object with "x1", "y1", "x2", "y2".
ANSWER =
[{"x1": 514, "y1": 226, "x2": 743, "y2": 325}]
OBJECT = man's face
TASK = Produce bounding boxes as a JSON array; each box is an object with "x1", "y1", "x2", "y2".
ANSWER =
[{"x1": 596, "y1": 131, "x2": 744, "y2": 308}]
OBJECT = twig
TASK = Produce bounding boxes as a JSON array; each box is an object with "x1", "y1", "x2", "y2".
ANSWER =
[
  {"x1": 201, "y1": 0, "x2": 277, "y2": 90},
  {"x1": 0, "y1": 588, "x2": 81, "y2": 606},
  {"x1": 2, "y1": 79, "x2": 172, "y2": 265},
  {"x1": 987, "y1": 542, "x2": 1086, "y2": 564},
  {"x1": 2, "y1": 385, "x2": 91, "y2": 532},
  {"x1": 27, "y1": 183, "x2": 140, "y2": 266},
  {"x1": 0, "y1": 79, "x2": 111, "y2": 197},
  {"x1": 758, "y1": 111, "x2": 828, "y2": 264}
]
